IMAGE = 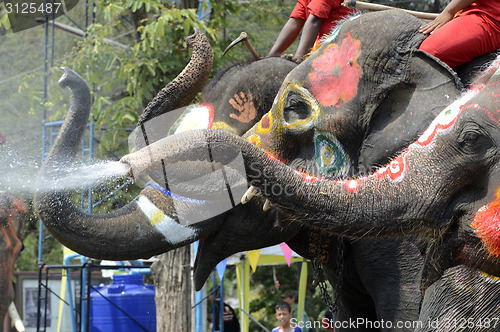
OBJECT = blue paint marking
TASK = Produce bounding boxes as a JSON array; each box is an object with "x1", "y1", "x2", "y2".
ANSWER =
[{"x1": 146, "y1": 182, "x2": 206, "y2": 204}]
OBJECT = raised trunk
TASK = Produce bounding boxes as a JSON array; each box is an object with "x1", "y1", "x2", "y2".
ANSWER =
[
  {"x1": 137, "y1": 28, "x2": 213, "y2": 125},
  {"x1": 35, "y1": 66, "x2": 213, "y2": 260}
]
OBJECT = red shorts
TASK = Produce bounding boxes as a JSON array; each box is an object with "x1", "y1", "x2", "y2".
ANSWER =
[{"x1": 419, "y1": 13, "x2": 500, "y2": 69}]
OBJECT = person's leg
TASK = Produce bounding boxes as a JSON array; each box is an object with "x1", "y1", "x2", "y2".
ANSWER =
[{"x1": 419, "y1": 14, "x2": 498, "y2": 69}]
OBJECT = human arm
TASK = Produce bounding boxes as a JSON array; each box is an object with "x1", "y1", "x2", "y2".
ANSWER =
[
  {"x1": 293, "y1": 14, "x2": 323, "y2": 63},
  {"x1": 268, "y1": 18, "x2": 305, "y2": 57},
  {"x1": 419, "y1": 0, "x2": 476, "y2": 34}
]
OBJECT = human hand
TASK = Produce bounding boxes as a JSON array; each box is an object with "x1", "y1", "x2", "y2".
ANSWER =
[
  {"x1": 280, "y1": 53, "x2": 295, "y2": 61},
  {"x1": 419, "y1": 11, "x2": 454, "y2": 34}
]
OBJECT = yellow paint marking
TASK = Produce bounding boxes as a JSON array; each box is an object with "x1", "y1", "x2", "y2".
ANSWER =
[{"x1": 150, "y1": 209, "x2": 165, "y2": 225}]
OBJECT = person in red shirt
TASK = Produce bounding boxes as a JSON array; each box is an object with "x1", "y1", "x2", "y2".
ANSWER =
[
  {"x1": 419, "y1": 0, "x2": 500, "y2": 69},
  {"x1": 268, "y1": 0, "x2": 358, "y2": 64}
]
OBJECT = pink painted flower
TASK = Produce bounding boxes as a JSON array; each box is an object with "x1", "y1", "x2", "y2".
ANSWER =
[{"x1": 308, "y1": 34, "x2": 362, "y2": 107}]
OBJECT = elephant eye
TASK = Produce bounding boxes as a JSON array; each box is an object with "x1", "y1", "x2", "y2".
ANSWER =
[
  {"x1": 283, "y1": 92, "x2": 311, "y2": 124},
  {"x1": 463, "y1": 131, "x2": 479, "y2": 143},
  {"x1": 458, "y1": 126, "x2": 491, "y2": 155},
  {"x1": 459, "y1": 128, "x2": 481, "y2": 146}
]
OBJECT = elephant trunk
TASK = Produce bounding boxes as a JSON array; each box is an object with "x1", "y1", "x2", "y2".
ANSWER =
[
  {"x1": 35, "y1": 68, "x2": 202, "y2": 260},
  {"x1": 120, "y1": 129, "x2": 417, "y2": 236},
  {"x1": 120, "y1": 89, "x2": 477, "y2": 239},
  {"x1": 137, "y1": 28, "x2": 213, "y2": 125}
]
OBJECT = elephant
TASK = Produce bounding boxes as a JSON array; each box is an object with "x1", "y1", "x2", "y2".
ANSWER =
[
  {"x1": 0, "y1": 191, "x2": 26, "y2": 331},
  {"x1": 122, "y1": 10, "x2": 500, "y2": 329},
  {"x1": 123, "y1": 54, "x2": 500, "y2": 330},
  {"x1": 35, "y1": 10, "x2": 498, "y2": 331},
  {"x1": 35, "y1": 29, "x2": 298, "y2": 259},
  {"x1": 125, "y1": 9, "x2": 467, "y2": 327}
]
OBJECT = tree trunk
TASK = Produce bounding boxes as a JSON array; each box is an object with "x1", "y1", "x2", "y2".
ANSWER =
[
  {"x1": 151, "y1": 247, "x2": 192, "y2": 331},
  {"x1": 149, "y1": 2, "x2": 201, "y2": 330}
]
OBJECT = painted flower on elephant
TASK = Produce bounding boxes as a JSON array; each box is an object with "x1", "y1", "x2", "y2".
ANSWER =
[
  {"x1": 342, "y1": 149, "x2": 409, "y2": 193},
  {"x1": 471, "y1": 187, "x2": 500, "y2": 257},
  {"x1": 308, "y1": 33, "x2": 362, "y2": 107},
  {"x1": 374, "y1": 150, "x2": 409, "y2": 182}
]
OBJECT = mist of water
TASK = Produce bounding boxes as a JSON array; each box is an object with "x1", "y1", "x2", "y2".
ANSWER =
[{"x1": 0, "y1": 159, "x2": 131, "y2": 194}]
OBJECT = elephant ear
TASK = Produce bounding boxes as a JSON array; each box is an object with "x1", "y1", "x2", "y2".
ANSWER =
[{"x1": 358, "y1": 52, "x2": 463, "y2": 168}]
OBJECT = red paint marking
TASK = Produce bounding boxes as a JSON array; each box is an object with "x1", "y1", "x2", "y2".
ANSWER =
[
  {"x1": 385, "y1": 151, "x2": 408, "y2": 182},
  {"x1": 200, "y1": 103, "x2": 215, "y2": 129},
  {"x1": 471, "y1": 187, "x2": 500, "y2": 257},
  {"x1": 308, "y1": 33, "x2": 362, "y2": 107},
  {"x1": 261, "y1": 113, "x2": 271, "y2": 129},
  {"x1": 344, "y1": 179, "x2": 363, "y2": 193},
  {"x1": 295, "y1": 170, "x2": 322, "y2": 183},
  {"x1": 416, "y1": 107, "x2": 462, "y2": 147},
  {"x1": 343, "y1": 150, "x2": 409, "y2": 193}
]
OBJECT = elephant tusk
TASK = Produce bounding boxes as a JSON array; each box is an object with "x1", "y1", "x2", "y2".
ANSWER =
[
  {"x1": 241, "y1": 186, "x2": 258, "y2": 204},
  {"x1": 8, "y1": 302, "x2": 25, "y2": 332},
  {"x1": 263, "y1": 199, "x2": 272, "y2": 211}
]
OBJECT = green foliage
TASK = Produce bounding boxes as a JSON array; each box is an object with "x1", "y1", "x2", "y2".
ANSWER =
[{"x1": 56, "y1": 1, "x2": 212, "y2": 154}]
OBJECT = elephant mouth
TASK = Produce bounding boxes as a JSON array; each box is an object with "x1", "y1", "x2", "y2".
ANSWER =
[{"x1": 193, "y1": 237, "x2": 217, "y2": 291}]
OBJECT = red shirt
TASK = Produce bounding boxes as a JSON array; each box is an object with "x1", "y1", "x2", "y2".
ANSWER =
[
  {"x1": 419, "y1": 0, "x2": 500, "y2": 68},
  {"x1": 290, "y1": 0, "x2": 357, "y2": 40},
  {"x1": 459, "y1": 0, "x2": 500, "y2": 24}
]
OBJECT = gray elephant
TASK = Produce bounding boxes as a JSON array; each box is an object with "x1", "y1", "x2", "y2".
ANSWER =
[
  {"x1": 36, "y1": 10, "x2": 498, "y2": 331},
  {"x1": 122, "y1": 10, "x2": 500, "y2": 330},
  {"x1": 124, "y1": 54, "x2": 500, "y2": 331}
]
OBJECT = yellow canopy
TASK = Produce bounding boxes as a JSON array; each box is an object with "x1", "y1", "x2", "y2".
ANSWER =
[{"x1": 227, "y1": 245, "x2": 308, "y2": 332}]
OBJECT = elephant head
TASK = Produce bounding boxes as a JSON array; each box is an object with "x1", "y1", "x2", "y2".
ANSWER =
[
  {"x1": 0, "y1": 192, "x2": 26, "y2": 328},
  {"x1": 243, "y1": 10, "x2": 462, "y2": 179},
  {"x1": 124, "y1": 9, "x2": 464, "y2": 286},
  {"x1": 124, "y1": 57, "x2": 500, "y2": 282}
]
